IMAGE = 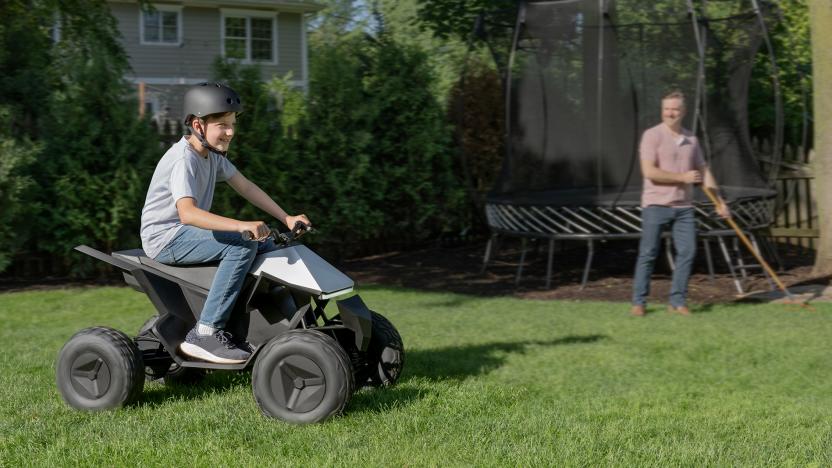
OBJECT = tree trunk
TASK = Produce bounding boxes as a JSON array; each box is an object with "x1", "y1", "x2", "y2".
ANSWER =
[{"x1": 810, "y1": 0, "x2": 832, "y2": 276}]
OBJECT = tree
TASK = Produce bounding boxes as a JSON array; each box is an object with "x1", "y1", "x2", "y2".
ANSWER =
[
  {"x1": 209, "y1": 59, "x2": 295, "y2": 223},
  {"x1": 0, "y1": 108, "x2": 37, "y2": 272},
  {"x1": 40, "y1": 1, "x2": 160, "y2": 268},
  {"x1": 809, "y1": 0, "x2": 832, "y2": 276},
  {"x1": 308, "y1": 0, "x2": 374, "y2": 45}
]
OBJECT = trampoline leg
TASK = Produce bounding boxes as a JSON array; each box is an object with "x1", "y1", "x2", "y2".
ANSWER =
[
  {"x1": 545, "y1": 237, "x2": 555, "y2": 289},
  {"x1": 665, "y1": 236, "x2": 675, "y2": 271},
  {"x1": 580, "y1": 239, "x2": 594, "y2": 290},
  {"x1": 515, "y1": 238, "x2": 528, "y2": 286},
  {"x1": 760, "y1": 230, "x2": 783, "y2": 271},
  {"x1": 733, "y1": 237, "x2": 748, "y2": 279},
  {"x1": 481, "y1": 233, "x2": 498, "y2": 273},
  {"x1": 750, "y1": 233, "x2": 776, "y2": 291},
  {"x1": 702, "y1": 237, "x2": 715, "y2": 281},
  {"x1": 717, "y1": 235, "x2": 744, "y2": 294}
]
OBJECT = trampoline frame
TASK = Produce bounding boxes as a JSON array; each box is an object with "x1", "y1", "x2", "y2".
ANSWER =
[{"x1": 482, "y1": 194, "x2": 777, "y2": 292}]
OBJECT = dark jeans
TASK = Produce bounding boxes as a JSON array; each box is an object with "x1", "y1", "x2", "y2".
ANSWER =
[{"x1": 632, "y1": 206, "x2": 697, "y2": 308}]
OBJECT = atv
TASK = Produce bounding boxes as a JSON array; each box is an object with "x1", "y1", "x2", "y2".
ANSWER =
[{"x1": 56, "y1": 223, "x2": 404, "y2": 424}]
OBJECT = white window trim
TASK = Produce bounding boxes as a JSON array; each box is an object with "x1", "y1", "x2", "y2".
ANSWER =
[
  {"x1": 139, "y1": 4, "x2": 183, "y2": 46},
  {"x1": 127, "y1": 76, "x2": 307, "y2": 89},
  {"x1": 128, "y1": 77, "x2": 208, "y2": 86},
  {"x1": 220, "y1": 8, "x2": 279, "y2": 65}
]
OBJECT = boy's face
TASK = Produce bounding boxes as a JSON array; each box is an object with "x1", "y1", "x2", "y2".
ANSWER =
[{"x1": 196, "y1": 112, "x2": 236, "y2": 153}]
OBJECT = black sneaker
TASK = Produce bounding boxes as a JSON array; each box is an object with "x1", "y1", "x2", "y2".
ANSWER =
[
  {"x1": 179, "y1": 327, "x2": 251, "y2": 364},
  {"x1": 228, "y1": 332, "x2": 254, "y2": 354}
]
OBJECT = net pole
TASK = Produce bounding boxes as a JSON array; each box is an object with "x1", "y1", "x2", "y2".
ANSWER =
[
  {"x1": 504, "y1": 1, "x2": 526, "y2": 192},
  {"x1": 749, "y1": 0, "x2": 784, "y2": 185},
  {"x1": 686, "y1": 0, "x2": 705, "y2": 138},
  {"x1": 595, "y1": 0, "x2": 605, "y2": 197},
  {"x1": 696, "y1": 1, "x2": 714, "y2": 166}
]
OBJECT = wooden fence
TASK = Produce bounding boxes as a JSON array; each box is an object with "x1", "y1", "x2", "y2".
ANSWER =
[{"x1": 754, "y1": 138, "x2": 818, "y2": 251}]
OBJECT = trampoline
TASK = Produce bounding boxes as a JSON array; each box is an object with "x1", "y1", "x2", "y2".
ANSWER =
[{"x1": 473, "y1": 0, "x2": 784, "y2": 291}]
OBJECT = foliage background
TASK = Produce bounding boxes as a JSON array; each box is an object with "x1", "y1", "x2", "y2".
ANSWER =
[{"x1": 0, "y1": 0, "x2": 813, "y2": 276}]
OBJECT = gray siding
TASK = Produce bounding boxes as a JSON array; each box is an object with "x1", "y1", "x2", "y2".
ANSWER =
[
  {"x1": 277, "y1": 13, "x2": 302, "y2": 79},
  {"x1": 111, "y1": 3, "x2": 305, "y2": 82}
]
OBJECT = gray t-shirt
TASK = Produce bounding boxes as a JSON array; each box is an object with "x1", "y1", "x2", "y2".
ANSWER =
[{"x1": 140, "y1": 137, "x2": 237, "y2": 258}]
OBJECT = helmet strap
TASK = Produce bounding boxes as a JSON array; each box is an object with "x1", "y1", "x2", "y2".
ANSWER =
[{"x1": 190, "y1": 118, "x2": 228, "y2": 157}]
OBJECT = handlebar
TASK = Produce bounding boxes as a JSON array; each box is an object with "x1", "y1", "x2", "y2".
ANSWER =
[{"x1": 242, "y1": 221, "x2": 313, "y2": 244}]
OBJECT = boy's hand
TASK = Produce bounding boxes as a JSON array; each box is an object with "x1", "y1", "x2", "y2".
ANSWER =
[
  {"x1": 239, "y1": 221, "x2": 270, "y2": 241},
  {"x1": 285, "y1": 214, "x2": 311, "y2": 230}
]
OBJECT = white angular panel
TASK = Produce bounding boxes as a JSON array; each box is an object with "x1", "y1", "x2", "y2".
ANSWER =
[{"x1": 250, "y1": 245, "x2": 354, "y2": 297}]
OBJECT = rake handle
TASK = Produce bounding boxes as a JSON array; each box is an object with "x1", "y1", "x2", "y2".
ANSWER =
[{"x1": 701, "y1": 186, "x2": 793, "y2": 298}]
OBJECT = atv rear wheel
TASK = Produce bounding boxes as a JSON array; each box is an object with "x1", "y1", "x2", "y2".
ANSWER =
[
  {"x1": 252, "y1": 329, "x2": 354, "y2": 424},
  {"x1": 56, "y1": 327, "x2": 144, "y2": 410}
]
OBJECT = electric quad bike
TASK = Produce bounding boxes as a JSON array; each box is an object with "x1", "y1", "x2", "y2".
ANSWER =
[{"x1": 56, "y1": 223, "x2": 404, "y2": 424}]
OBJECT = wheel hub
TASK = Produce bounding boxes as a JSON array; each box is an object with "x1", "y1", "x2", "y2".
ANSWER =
[
  {"x1": 272, "y1": 356, "x2": 326, "y2": 412},
  {"x1": 69, "y1": 352, "x2": 111, "y2": 399}
]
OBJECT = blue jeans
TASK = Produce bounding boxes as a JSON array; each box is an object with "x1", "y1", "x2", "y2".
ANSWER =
[
  {"x1": 155, "y1": 225, "x2": 277, "y2": 329},
  {"x1": 632, "y1": 206, "x2": 697, "y2": 308}
]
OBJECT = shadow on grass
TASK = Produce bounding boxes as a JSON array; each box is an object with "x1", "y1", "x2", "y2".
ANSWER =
[
  {"x1": 403, "y1": 334, "x2": 607, "y2": 382},
  {"x1": 135, "y1": 334, "x2": 606, "y2": 414},
  {"x1": 138, "y1": 371, "x2": 250, "y2": 407},
  {"x1": 347, "y1": 334, "x2": 607, "y2": 415}
]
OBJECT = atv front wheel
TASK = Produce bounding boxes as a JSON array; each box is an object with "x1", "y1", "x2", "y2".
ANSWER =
[
  {"x1": 56, "y1": 327, "x2": 144, "y2": 410},
  {"x1": 358, "y1": 312, "x2": 405, "y2": 387},
  {"x1": 252, "y1": 329, "x2": 354, "y2": 424}
]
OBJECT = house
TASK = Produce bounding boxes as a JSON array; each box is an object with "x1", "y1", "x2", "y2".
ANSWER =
[{"x1": 107, "y1": 0, "x2": 324, "y2": 127}]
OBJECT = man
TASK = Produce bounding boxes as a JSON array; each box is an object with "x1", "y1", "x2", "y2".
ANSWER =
[{"x1": 631, "y1": 90, "x2": 730, "y2": 316}]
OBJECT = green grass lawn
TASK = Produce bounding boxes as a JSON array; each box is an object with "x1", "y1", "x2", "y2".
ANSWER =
[{"x1": 0, "y1": 286, "x2": 830, "y2": 466}]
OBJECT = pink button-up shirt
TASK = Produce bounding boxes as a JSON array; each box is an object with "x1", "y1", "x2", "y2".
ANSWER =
[{"x1": 639, "y1": 123, "x2": 706, "y2": 208}]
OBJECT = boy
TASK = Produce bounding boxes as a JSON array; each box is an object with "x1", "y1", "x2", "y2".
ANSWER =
[{"x1": 140, "y1": 82, "x2": 310, "y2": 363}]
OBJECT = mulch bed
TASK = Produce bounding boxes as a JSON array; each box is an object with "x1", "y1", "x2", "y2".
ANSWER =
[
  {"x1": 1, "y1": 238, "x2": 822, "y2": 305},
  {"x1": 339, "y1": 237, "x2": 821, "y2": 305}
]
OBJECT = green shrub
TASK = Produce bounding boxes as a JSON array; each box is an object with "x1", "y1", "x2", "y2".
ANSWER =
[
  {"x1": 447, "y1": 59, "x2": 504, "y2": 213},
  {"x1": 209, "y1": 60, "x2": 298, "y2": 224},
  {"x1": 363, "y1": 35, "x2": 465, "y2": 240},
  {"x1": 0, "y1": 109, "x2": 38, "y2": 272},
  {"x1": 37, "y1": 3, "x2": 159, "y2": 273}
]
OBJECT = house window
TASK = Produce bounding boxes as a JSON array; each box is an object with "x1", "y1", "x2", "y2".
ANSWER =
[
  {"x1": 221, "y1": 10, "x2": 277, "y2": 64},
  {"x1": 141, "y1": 5, "x2": 182, "y2": 45}
]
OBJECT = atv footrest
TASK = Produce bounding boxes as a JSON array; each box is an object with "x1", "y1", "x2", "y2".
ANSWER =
[{"x1": 177, "y1": 360, "x2": 249, "y2": 371}]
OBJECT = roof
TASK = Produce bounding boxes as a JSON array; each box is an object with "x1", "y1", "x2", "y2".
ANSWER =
[{"x1": 108, "y1": 0, "x2": 325, "y2": 13}]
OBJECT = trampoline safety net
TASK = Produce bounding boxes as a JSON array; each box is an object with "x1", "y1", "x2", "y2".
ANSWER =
[{"x1": 485, "y1": 0, "x2": 780, "y2": 207}]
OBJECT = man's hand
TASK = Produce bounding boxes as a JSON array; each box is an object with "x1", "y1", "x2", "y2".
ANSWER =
[
  {"x1": 715, "y1": 200, "x2": 732, "y2": 219},
  {"x1": 285, "y1": 214, "x2": 311, "y2": 231},
  {"x1": 238, "y1": 221, "x2": 270, "y2": 241},
  {"x1": 681, "y1": 170, "x2": 702, "y2": 184}
]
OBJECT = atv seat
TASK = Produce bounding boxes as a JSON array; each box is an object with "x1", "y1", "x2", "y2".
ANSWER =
[{"x1": 113, "y1": 249, "x2": 218, "y2": 290}]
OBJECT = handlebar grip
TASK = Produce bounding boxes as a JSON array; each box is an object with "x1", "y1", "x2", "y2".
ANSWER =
[
  {"x1": 292, "y1": 221, "x2": 308, "y2": 231},
  {"x1": 242, "y1": 231, "x2": 254, "y2": 241}
]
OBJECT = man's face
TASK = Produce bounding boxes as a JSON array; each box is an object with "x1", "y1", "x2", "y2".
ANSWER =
[
  {"x1": 661, "y1": 97, "x2": 686, "y2": 129},
  {"x1": 199, "y1": 113, "x2": 236, "y2": 152}
]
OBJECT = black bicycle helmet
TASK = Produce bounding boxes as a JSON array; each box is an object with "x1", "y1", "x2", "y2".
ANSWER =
[
  {"x1": 182, "y1": 82, "x2": 242, "y2": 156},
  {"x1": 183, "y1": 82, "x2": 242, "y2": 125}
]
